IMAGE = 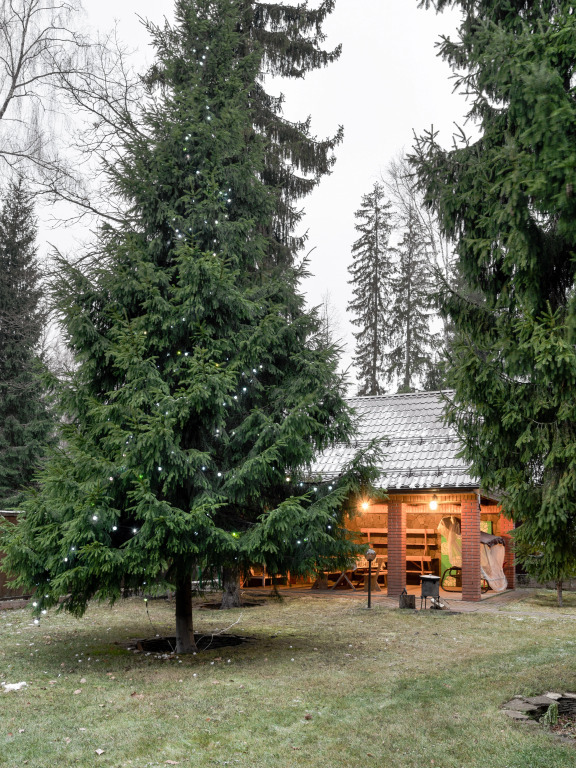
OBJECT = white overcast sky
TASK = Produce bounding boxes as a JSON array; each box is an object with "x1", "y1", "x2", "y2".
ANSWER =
[{"x1": 65, "y1": 0, "x2": 468, "y2": 387}]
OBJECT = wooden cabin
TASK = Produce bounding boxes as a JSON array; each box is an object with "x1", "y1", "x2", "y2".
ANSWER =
[{"x1": 312, "y1": 391, "x2": 514, "y2": 602}]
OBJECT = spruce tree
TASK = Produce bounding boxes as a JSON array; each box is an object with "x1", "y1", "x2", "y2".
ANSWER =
[
  {"x1": 248, "y1": 1, "x2": 343, "y2": 268},
  {"x1": 414, "y1": 1, "x2": 576, "y2": 596},
  {"x1": 386, "y1": 206, "x2": 438, "y2": 393},
  {"x1": 347, "y1": 182, "x2": 395, "y2": 396},
  {"x1": 383, "y1": 154, "x2": 454, "y2": 391},
  {"x1": 0, "y1": 0, "x2": 374, "y2": 651},
  {"x1": 0, "y1": 181, "x2": 51, "y2": 507}
]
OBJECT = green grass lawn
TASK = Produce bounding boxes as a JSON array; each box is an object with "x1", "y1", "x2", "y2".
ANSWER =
[{"x1": 1, "y1": 590, "x2": 576, "y2": 768}]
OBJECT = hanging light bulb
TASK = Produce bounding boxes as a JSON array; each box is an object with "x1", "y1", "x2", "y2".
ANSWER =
[{"x1": 429, "y1": 494, "x2": 438, "y2": 511}]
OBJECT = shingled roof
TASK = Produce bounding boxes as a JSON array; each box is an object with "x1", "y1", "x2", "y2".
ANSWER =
[{"x1": 311, "y1": 390, "x2": 478, "y2": 491}]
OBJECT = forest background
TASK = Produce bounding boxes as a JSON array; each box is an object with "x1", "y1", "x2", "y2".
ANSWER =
[{"x1": 36, "y1": 0, "x2": 469, "y2": 390}]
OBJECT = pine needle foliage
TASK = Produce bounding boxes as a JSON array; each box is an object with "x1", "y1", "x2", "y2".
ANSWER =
[
  {"x1": 348, "y1": 179, "x2": 440, "y2": 395},
  {"x1": 414, "y1": 1, "x2": 576, "y2": 592},
  {"x1": 0, "y1": 0, "x2": 378, "y2": 651},
  {"x1": 0, "y1": 181, "x2": 52, "y2": 508},
  {"x1": 387, "y1": 206, "x2": 439, "y2": 393},
  {"x1": 347, "y1": 182, "x2": 395, "y2": 396}
]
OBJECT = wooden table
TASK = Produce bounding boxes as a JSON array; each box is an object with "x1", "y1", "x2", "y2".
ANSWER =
[
  {"x1": 311, "y1": 568, "x2": 356, "y2": 590},
  {"x1": 329, "y1": 568, "x2": 358, "y2": 590}
]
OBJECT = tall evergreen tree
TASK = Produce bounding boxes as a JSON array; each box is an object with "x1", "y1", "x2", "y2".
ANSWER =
[
  {"x1": 414, "y1": 1, "x2": 576, "y2": 599},
  {"x1": 0, "y1": 181, "x2": 51, "y2": 507},
  {"x1": 347, "y1": 182, "x2": 395, "y2": 396},
  {"x1": 386, "y1": 206, "x2": 438, "y2": 393},
  {"x1": 383, "y1": 153, "x2": 454, "y2": 390},
  {"x1": 248, "y1": 2, "x2": 343, "y2": 268},
  {"x1": 0, "y1": 0, "x2": 375, "y2": 651}
]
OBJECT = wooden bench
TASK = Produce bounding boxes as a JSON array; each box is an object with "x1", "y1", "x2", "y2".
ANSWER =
[{"x1": 242, "y1": 566, "x2": 286, "y2": 587}]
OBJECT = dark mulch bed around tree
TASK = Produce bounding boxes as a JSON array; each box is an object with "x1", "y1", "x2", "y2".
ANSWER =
[
  {"x1": 123, "y1": 634, "x2": 252, "y2": 653},
  {"x1": 199, "y1": 600, "x2": 264, "y2": 610}
]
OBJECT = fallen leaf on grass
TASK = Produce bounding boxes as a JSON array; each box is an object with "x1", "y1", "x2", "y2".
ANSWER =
[
  {"x1": 80, "y1": 678, "x2": 87, "y2": 684},
  {"x1": 73, "y1": 689, "x2": 82, "y2": 695},
  {"x1": 130, "y1": 692, "x2": 144, "y2": 699},
  {"x1": 165, "y1": 762, "x2": 180, "y2": 765},
  {"x1": 304, "y1": 714, "x2": 312, "y2": 720},
  {"x1": 95, "y1": 748, "x2": 105, "y2": 756}
]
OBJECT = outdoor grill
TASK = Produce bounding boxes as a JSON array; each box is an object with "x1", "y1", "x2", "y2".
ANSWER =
[{"x1": 420, "y1": 574, "x2": 440, "y2": 609}]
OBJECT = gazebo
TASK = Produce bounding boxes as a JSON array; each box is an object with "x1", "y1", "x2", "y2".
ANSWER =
[{"x1": 312, "y1": 391, "x2": 514, "y2": 602}]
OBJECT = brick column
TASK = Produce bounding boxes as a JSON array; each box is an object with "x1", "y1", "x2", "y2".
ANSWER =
[
  {"x1": 499, "y1": 513, "x2": 516, "y2": 590},
  {"x1": 461, "y1": 497, "x2": 481, "y2": 602},
  {"x1": 387, "y1": 498, "x2": 406, "y2": 597}
]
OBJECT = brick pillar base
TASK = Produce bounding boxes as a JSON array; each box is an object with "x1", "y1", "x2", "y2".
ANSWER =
[
  {"x1": 462, "y1": 497, "x2": 481, "y2": 602},
  {"x1": 387, "y1": 499, "x2": 406, "y2": 597},
  {"x1": 499, "y1": 514, "x2": 516, "y2": 590}
]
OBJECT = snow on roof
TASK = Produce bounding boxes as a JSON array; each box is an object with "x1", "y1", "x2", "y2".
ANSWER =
[{"x1": 311, "y1": 390, "x2": 478, "y2": 491}]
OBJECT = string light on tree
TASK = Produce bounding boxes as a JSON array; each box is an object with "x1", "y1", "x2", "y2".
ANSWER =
[{"x1": 0, "y1": 0, "x2": 373, "y2": 655}]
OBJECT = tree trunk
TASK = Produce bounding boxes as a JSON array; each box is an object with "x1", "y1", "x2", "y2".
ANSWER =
[
  {"x1": 221, "y1": 565, "x2": 242, "y2": 609},
  {"x1": 556, "y1": 580, "x2": 563, "y2": 607},
  {"x1": 175, "y1": 575, "x2": 197, "y2": 653}
]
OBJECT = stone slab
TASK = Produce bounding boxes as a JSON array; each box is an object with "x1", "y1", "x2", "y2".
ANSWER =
[
  {"x1": 502, "y1": 699, "x2": 539, "y2": 713},
  {"x1": 525, "y1": 695, "x2": 558, "y2": 707},
  {"x1": 502, "y1": 709, "x2": 530, "y2": 720}
]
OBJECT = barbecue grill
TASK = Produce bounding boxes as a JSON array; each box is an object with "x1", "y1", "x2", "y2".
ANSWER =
[{"x1": 420, "y1": 574, "x2": 441, "y2": 609}]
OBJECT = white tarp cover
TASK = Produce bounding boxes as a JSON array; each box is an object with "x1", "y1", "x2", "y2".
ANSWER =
[
  {"x1": 438, "y1": 516, "x2": 462, "y2": 566},
  {"x1": 438, "y1": 517, "x2": 508, "y2": 592}
]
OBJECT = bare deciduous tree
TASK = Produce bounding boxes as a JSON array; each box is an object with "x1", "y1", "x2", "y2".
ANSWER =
[
  {"x1": 383, "y1": 152, "x2": 454, "y2": 283},
  {"x1": 0, "y1": 0, "x2": 89, "y2": 192},
  {"x1": 315, "y1": 291, "x2": 344, "y2": 351},
  {"x1": 47, "y1": 25, "x2": 147, "y2": 226}
]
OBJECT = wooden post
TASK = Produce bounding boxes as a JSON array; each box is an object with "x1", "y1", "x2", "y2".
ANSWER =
[
  {"x1": 387, "y1": 498, "x2": 406, "y2": 597},
  {"x1": 462, "y1": 496, "x2": 481, "y2": 602}
]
